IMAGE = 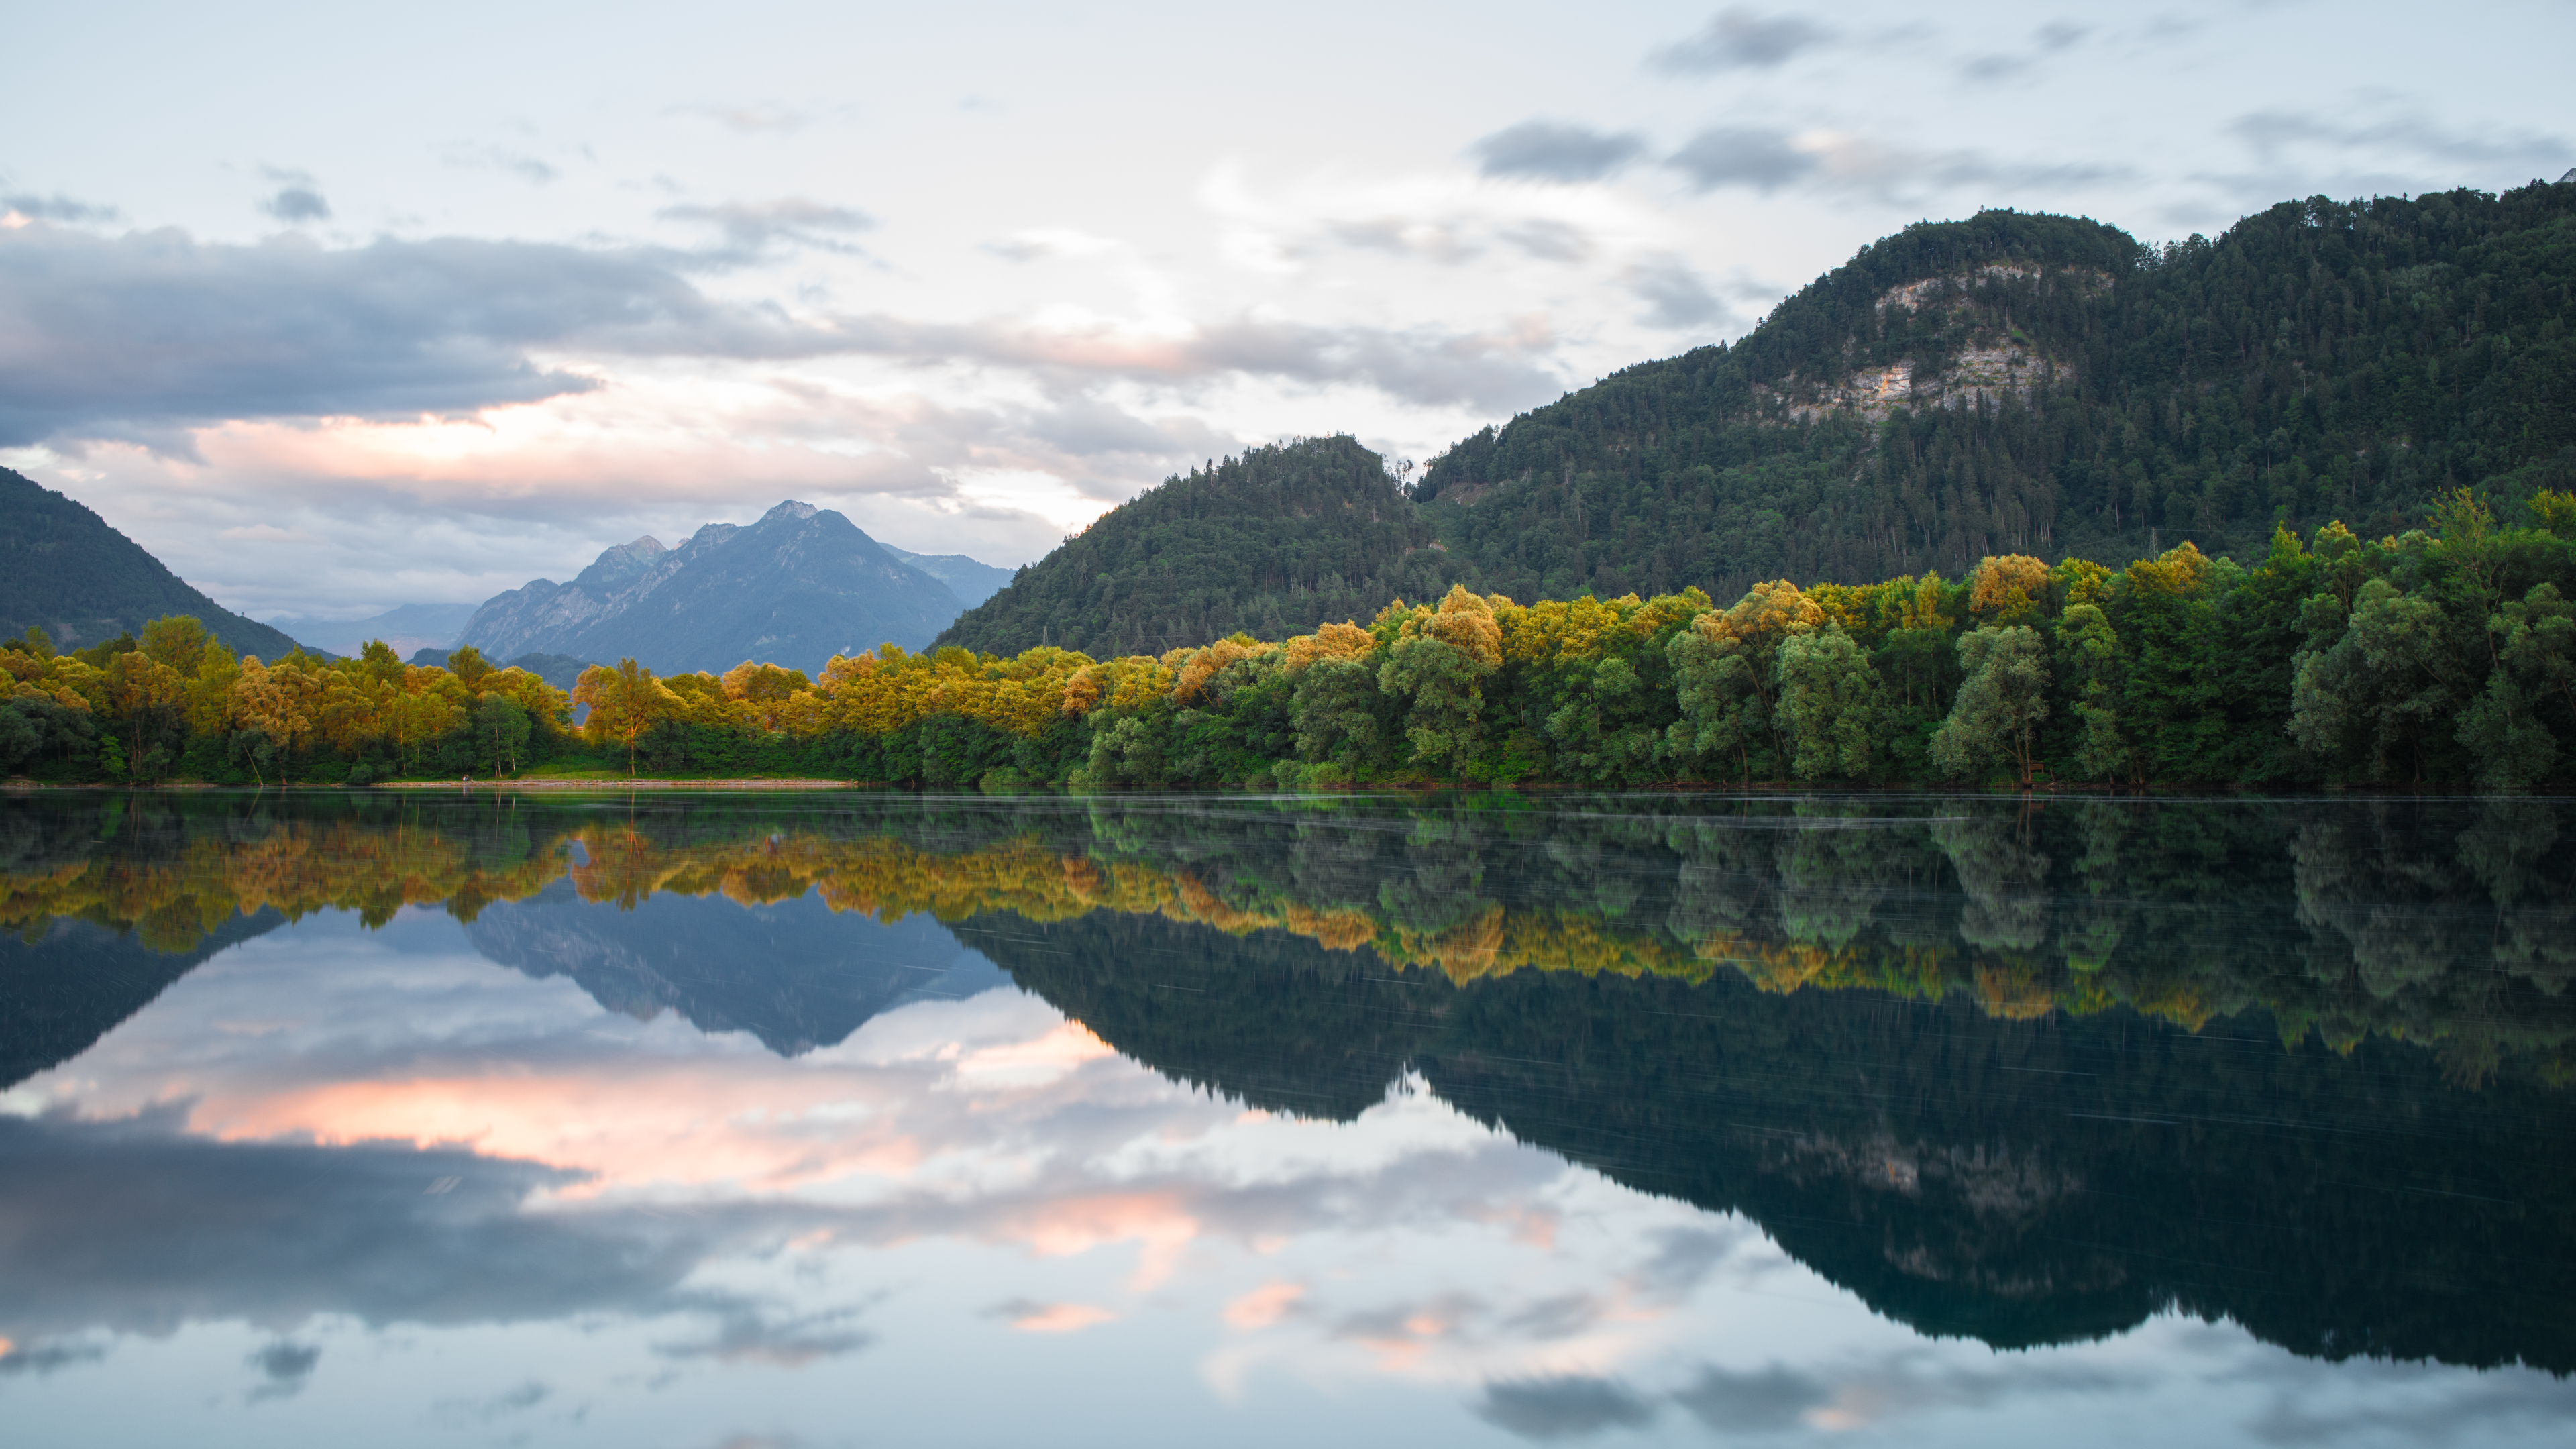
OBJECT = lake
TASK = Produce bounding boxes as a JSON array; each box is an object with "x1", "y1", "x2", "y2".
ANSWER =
[{"x1": 3, "y1": 789, "x2": 2571, "y2": 1447}]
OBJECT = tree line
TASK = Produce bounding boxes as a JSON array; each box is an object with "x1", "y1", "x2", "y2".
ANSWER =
[{"x1": 7, "y1": 487, "x2": 2573, "y2": 790}]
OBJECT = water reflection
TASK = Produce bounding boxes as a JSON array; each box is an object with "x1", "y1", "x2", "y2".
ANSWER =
[{"x1": 1, "y1": 790, "x2": 2571, "y2": 1446}]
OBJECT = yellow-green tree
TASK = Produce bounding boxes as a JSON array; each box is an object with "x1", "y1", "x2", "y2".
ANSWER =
[{"x1": 574, "y1": 658, "x2": 678, "y2": 776}]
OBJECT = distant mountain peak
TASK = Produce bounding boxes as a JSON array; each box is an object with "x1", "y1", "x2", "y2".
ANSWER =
[{"x1": 454, "y1": 500, "x2": 989, "y2": 672}]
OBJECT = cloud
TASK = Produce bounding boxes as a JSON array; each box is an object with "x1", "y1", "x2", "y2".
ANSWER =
[
  {"x1": 255, "y1": 168, "x2": 333, "y2": 225},
  {"x1": 439, "y1": 143, "x2": 559, "y2": 185},
  {"x1": 2224, "y1": 107, "x2": 2569, "y2": 170},
  {"x1": 1672, "y1": 1364, "x2": 1829, "y2": 1432},
  {"x1": 1625, "y1": 255, "x2": 1731, "y2": 330},
  {"x1": 1469, "y1": 122, "x2": 1648, "y2": 184},
  {"x1": 1648, "y1": 8, "x2": 1834, "y2": 76},
  {"x1": 1498, "y1": 220, "x2": 1593, "y2": 263},
  {"x1": 1665, "y1": 127, "x2": 1817, "y2": 193},
  {"x1": 1665, "y1": 125, "x2": 2125, "y2": 201},
  {"x1": 0, "y1": 223, "x2": 862, "y2": 447},
  {"x1": 657, "y1": 198, "x2": 877, "y2": 264},
  {"x1": 2, "y1": 193, "x2": 119, "y2": 225},
  {"x1": 1961, "y1": 22, "x2": 2091, "y2": 83},
  {"x1": 0, "y1": 1108, "x2": 731, "y2": 1344},
  {"x1": 1474, "y1": 1375, "x2": 1660, "y2": 1440},
  {"x1": 246, "y1": 1340, "x2": 321, "y2": 1401},
  {"x1": 429, "y1": 1379, "x2": 550, "y2": 1427},
  {"x1": 982, "y1": 1298, "x2": 1117, "y2": 1333},
  {"x1": 825, "y1": 311, "x2": 1562, "y2": 413},
  {"x1": 655, "y1": 1307, "x2": 872, "y2": 1366}
]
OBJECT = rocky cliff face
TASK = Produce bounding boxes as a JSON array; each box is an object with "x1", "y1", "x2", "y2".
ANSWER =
[{"x1": 455, "y1": 502, "x2": 981, "y2": 674}]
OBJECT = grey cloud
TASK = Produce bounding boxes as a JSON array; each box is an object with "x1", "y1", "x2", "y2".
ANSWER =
[
  {"x1": 1673, "y1": 1352, "x2": 2149, "y2": 1436},
  {"x1": 1632, "y1": 1226, "x2": 1740, "y2": 1296},
  {"x1": 1627, "y1": 256, "x2": 1731, "y2": 330},
  {"x1": 1667, "y1": 125, "x2": 2125, "y2": 201},
  {"x1": 1329, "y1": 217, "x2": 1478, "y2": 264},
  {"x1": 1962, "y1": 23, "x2": 2090, "y2": 83},
  {"x1": 2, "y1": 192, "x2": 120, "y2": 224},
  {"x1": 0, "y1": 223, "x2": 865, "y2": 447},
  {"x1": 1470, "y1": 121, "x2": 1648, "y2": 183},
  {"x1": 0, "y1": 1338, "x2": 107, "y2": 1375},
  {"x1": 1666, "y1": 127, "x2": 1815, "y2": 193},
  {"x1": 1474, "y1": 1375, "x2": 1660, "y2": 1440},
  {"x1": 833, "y1": 312, "x2": 1564, "y2": 413},
  {"x1": 429, "y1": 1379, "x2": 550, "y2": 1428},
  {"x1": 2214, "y1": 1349, "x2": 2576, "y2": 1446},
  {"x1": 1499, "y1": 220, "x2": 1592, "y2": 263},
  {"x1": 655, "y1": 1307, "x2": 871, "y2": 1366},
  {"x1": 659, "y1": 198, "x2": 877, "y2": 264},
  {"x1": 246, "y1": 1339, "x2": 321, "y2": 1401},
  {"x1": 261, "y1": 187, "x2": 331, "y2": 223},
  {"x1": 440, "y1": 143, "x2": 559, "y2": 185},
  {"x1": 0, "y1": 1108, "x2": 749, "y2": 1344},
  {"x1": 2226, "y1": 107, "x2": 2568, "y2": 169},
  {"x1": 1672, "y1": 1364, "x2": 1829, "y2": 1432},
  {"x1": 250, "y1": 1340, "x2": 321, "y2": 1381},
  {"x1": 1649, "y1": 9, "x2": 1833, "y2": 75}
]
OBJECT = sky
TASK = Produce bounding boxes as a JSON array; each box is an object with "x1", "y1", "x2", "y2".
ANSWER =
[{"x1": 3, "y1": 0, "x2": 2571, "y2": 624}]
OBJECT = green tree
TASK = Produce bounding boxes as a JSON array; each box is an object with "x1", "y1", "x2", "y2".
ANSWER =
[
  {"x1": 2054, "y1": 602, "x2": 2133, "y2": 783},
  {"x1": 1930, "y1": 625, "x2": 2051, "y2": 786},
  {"x1": 476, "y1": 694, "x2": 533, "y2": 778},
  {"x1": 1776, "y1": 626, "x2": 1886, "y2": 780}
]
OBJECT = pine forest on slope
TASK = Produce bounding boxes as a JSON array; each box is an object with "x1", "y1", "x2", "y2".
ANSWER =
[
  {"x1": 951, "y1": 181, "x2": 2574, "y2": 656},
  {"x1": 0, "y1": 468, "x2": 305, "y2": 662},
  {"x1": 936, "y1": 435, "x2": 1471, "y2": 658}
]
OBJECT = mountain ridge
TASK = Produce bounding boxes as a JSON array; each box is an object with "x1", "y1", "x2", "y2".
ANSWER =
[
  {"x1": 0, "y1": 467, "x2": 307, "y2": 661},
  {"x1": 457, "y1": 502, "x2": 975, "y2": 674}
]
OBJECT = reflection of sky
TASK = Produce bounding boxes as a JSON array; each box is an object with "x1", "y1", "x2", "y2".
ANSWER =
[{"x1": 3, "y1": 905, "x2": 2571, "y2": 1448}]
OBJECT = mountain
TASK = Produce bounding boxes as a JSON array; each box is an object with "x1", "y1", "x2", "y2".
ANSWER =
[
  {"x1": 463, "y1": 879, "x2": 1010, "y2": 1056},
  {"x1": 879, "y1": 543, "x2": 1015, "y2": 608},
  {"x1": 455, "y1": 502, "x2": 975, "y2": 676},
  {"x1": 266, "y1": 600, "x2": 477, "y2": 659},
  {"x1": 1417, "y1": 182, "x2": 2576, "y2": 603},
  {"x1": 1, "y1": 910, "x2": 288, "y2": 1091},
  {"x1": 935, "y1": 435, "x2": 1473, "y2": 657},
  {"x1": 0, "y1": 467, "x2": 307, "y2": 659},
  {"x1": 943, "y1": 182, "x2": 2575, "y2": 653},
  {"x1": 405, "y1": 648, "x2": 596, "y2": 692}
]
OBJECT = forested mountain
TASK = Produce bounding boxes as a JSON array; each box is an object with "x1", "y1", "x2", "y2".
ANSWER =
[
  {"x1": 936, "y1": 435, "x2": 1473, "y2": 657},
  {"x1": 457, "y1": 502, "x2": 973, "y2": 674},
  {"x1": 1419, "y1": 182, "x2": 2576, "y2": 602},
  {"x1": 0, "y1": 468, "x2": 306, "y2": 660}
]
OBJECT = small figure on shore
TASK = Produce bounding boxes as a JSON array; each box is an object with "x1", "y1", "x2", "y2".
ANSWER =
[{"x1": 462, "y1": 773, "x2": 472, "y2": 793}]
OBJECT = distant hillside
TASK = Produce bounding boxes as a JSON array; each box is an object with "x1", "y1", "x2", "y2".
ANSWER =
[
  {"x1": 269, "y1": 601, "x2": 476, "y2": 659},
  {"x1": 936, "y1": 436, "x2": 1472, "y2": 657},
  {"x1": 880, "y1": 543, "x2": 1015, "y2": 608},
  {"x1": 407, "y1": 648, "x2": 595, "y2": 692},
  {"x1": 0, "y1": 468, "x2": 307, "y2": 659},
  {"x1": 455, "y1": 502, "x2": 972, "y2": 675},
  {"x1": 1418, "y1": 182, "x2": 2576, "y2": 601}
]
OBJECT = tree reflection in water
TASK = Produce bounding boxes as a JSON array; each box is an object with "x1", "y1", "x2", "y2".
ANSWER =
[{"x1": 4, "y1": 788, "x2": 2572, "y2": 1376}]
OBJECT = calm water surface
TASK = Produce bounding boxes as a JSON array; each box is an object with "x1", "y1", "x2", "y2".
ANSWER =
[{"x1": 3, "y1": 790, "x2": 2571, "y2": 1448}]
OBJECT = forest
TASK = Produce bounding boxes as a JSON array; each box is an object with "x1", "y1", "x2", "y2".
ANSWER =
[
  {"x1": 6, "y1": 483, "x2": 2575, "y2": 791},
  {"x1": 1419, "y1": 182, "x2": 2576, "y2": 604},
  {"x1": 936, "y1": 182, "x2": 2575, "y2": 658}
]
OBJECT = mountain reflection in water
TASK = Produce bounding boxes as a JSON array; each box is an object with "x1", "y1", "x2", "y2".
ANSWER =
[{"x1": 1, "y1": 789, "x2": 2570, "y2": 1446}]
